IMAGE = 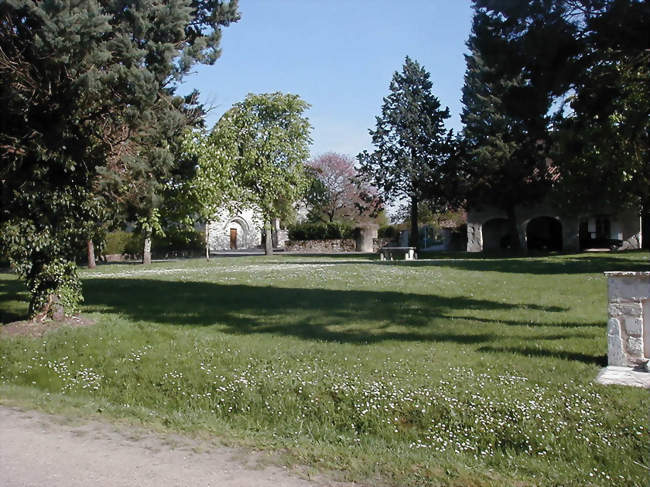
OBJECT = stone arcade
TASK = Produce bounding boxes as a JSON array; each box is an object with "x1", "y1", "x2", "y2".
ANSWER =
[{"x1": 466, "y1": 202, "x2": 642, "y2": 252}]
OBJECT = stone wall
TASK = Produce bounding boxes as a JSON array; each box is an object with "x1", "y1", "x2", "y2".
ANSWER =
[
  {"x1": 284, "y1": 239, "x2": 356, "y2": 253},
  {"x1": 606, "y1": 272, "x2": 650, "y2": 367}
]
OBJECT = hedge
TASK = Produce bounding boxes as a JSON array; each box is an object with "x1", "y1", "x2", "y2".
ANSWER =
[
  {"x1": 288, "y1": 222, "x2": 355, "y2": 241},
  {"x1": 378, "y1": 225, "x2": 398, "y2": 238},
  {"x1": 102, "y1": 229, "x2": 204, "y2": 256}
]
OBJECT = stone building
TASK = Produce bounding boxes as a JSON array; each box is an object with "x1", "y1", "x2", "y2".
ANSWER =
[
  {"x1": 206, "y1": 207, "x2": 291, "y2": 253},
  {"x1": 206, "y1": 207, "x2": 263, "y2": 252},
  {"x1": 466, "y1": 200, "x2": 642, "y2": 252}
]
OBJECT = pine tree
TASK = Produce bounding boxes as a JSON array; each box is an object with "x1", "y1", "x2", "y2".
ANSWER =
[
  {"x1": 358, "y1": 57, "x2": 454, "y2": 249},
  {"x1": 554, "y1": 0, "x2": 650, "y2": 212},
  {"x1": 460, "y1": 2, "x2": 578, "y2": 249},
  {"x1": 0, "y1": 0, "x2": 239, "y2": 318}
]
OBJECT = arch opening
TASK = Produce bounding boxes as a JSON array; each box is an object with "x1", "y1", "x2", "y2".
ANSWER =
[{"x1": 527, "y1": 216, "x2": 562, "y2": 251}]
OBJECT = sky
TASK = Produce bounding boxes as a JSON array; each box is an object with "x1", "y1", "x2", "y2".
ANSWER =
[{"x1": 179, "y1": 0, "x2": 474, "y2": 159}]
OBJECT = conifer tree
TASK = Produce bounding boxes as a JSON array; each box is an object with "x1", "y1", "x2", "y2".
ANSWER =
[
  {"x1": 0, "y1": 0, "x2": 239, "y2": 318},
  {"x1": 358, "y1": 57, "x2": 454, "y2": 249},
  {"x1": 460, "y1": 2, "x2": 578, "y2": 249}
]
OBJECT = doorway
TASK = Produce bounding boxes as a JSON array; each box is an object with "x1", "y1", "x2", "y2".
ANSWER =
[{"x1": 230, "y1": 228, "x2": 238, "y2": 249}]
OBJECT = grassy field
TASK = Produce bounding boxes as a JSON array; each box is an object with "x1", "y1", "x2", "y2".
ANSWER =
[{"x1": 1, "y1": 252, "x2": 649, "y2": 486}]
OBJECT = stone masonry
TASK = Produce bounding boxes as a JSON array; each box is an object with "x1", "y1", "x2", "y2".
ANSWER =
[{"x1": 605, "y1": 272, "x2": 650, "y2": 367}]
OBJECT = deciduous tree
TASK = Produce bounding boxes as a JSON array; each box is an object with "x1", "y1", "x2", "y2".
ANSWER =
[
  {"x1": 213, "y1": 92, "x2": 312, "y2": 255},
  {"x1": 306, "y1": 152, "x2": 379, "y2": 224}
]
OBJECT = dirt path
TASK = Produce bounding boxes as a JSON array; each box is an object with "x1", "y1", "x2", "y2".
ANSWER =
[{"x1": 0, "y1": 406, "x2": 356, "y2": 487}]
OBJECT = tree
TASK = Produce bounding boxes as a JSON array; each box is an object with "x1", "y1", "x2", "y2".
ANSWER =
[
  {"x1": 305, "y1": 152, "x2": 379, "y2": 224},
  {"x1": 553, "y1": 0, "x2": 650, "y2": 212},
  {"x1": 358, "y1": 57, "x2": 455, "y2": 249},
  {"x1": 213, "y1": 92, "x2": 312, "y2": 255},
  {"x1": 177, "y1": 127, "x2": 240, "y2": 260},
  {"x1": 460, "y1": 1, "x2": 579, "y2": 249},
  {"x1": 0, "y1": 0, "x2": 239, "y2": 318},
  {"x1": 463, "y1": 0, "x2": 648, "y2": 241}
]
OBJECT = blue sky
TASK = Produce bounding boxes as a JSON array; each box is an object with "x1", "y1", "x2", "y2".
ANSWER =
[{"x1": 179, "y1": 1, "x2": 474, "y2": 159}]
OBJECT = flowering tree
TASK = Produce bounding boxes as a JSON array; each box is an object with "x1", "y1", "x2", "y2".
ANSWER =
[
  {"x1": 178, "y1": 129, "x2": 240, "y2": 259},
  {"x1": 306, "y1": 152, "x2": 379, "y2": 223}
]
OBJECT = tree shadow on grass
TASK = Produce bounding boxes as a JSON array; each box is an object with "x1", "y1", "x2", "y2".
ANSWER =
[
  {"x1": 274, "y1": 252, "x2": 650, "y2": 275},
  {"x1": 398, "y1": 252, "x2": 650, "y2": 275},
  {"x1": 477, "y1": 345, "x2": 607, "y2": 366},
  {"x1": 83, "y1": 279, "x2": 594, "y2": 359}
]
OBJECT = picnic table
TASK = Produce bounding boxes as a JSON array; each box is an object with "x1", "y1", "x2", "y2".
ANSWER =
[{"x1": 379, "y1": 246, "x2": 417, "y2": 261}]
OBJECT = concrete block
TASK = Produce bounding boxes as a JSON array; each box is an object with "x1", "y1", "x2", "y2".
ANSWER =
[{"x1": 608, "y1": 277, "x2": 650, "y2": 301}]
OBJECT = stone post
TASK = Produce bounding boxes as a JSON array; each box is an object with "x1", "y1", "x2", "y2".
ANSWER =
[
  {"x1": 466, "y1": 222, "x2": 482, "y2": 252},
  {"x1": 605, "y1": 272, "x2": 650, "y2": 367},
  {"x1": 355, "y1": 224, "x2": 378, "y2": 252}
]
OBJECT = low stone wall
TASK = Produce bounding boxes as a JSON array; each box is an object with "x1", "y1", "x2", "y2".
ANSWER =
[
  {"x1": 284, "y1": 239, "x2": 356, "y2": 253},
  {"x1": 606, "y1": 272, "x2": 650, "y2": 367},
  {"x1": 373, "y1": 238, "x2": 395, "y2": 252}
]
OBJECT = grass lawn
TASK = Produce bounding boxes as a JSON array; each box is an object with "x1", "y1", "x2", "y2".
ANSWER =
[{"x1": 1, "y1": 252, "x2": 649, "y2": 486}]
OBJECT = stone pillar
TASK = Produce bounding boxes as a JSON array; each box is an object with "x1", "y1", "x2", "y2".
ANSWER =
[
  {"x1": 605, "y1": 272, "x2": 650, "y2": 367},
  {"x1": 355, "y1": 224, "x2": 378, "y2": 252},
  {"x1": 562, "y1": 216, "x2": 580, "y2": 252},
  {"x1": 466, "y1": 222, "x2": 482, "y2": 252}
]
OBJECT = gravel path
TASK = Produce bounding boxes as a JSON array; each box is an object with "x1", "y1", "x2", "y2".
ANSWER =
[{"x1": 0, "y1": 406, "x2": 355, "y2": 487}]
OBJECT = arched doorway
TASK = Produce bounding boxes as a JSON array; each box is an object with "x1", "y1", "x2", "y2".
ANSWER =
[
  {"x1": 482, "y1": 218, "x2": 512, "y2": 251},
  {"x1": 224, "y1": 216, "x2": 252, "y2": 249},
  {"x1": 526, "y1": 216, "x2": 562, "y2": 251}
]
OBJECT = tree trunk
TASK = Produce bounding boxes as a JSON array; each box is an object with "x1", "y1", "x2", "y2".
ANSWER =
[
  {"x1": 409, "y1": 195, "x2": 419, "y2": 249},
  {"x1": 87, "y1": 240, "x2": 96, "y2": 269},
  {"x1": 143, "y1": 233, "x2": 152, "y2": 265},
  {"x1": 506, "y1": 205, "x2": 522, "y2": 251},
  {"x1": 205, "y1": 222, "x2": 211, "y2": 260},
  {"x1": 264, "y1": 221, "x2": 273, "y2": 255}
]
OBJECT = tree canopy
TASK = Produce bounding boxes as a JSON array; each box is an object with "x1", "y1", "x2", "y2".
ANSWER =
[
  {"x1": 0, "y1": 0, "x2": 239, "y2": 317},
  {"x1": 461, "y1": 0, "x2": 649, "y2": 240},
  {"x1": 211, "y1": 92, "x2": 312, "y2": 255},
  {"x1": 305, "y1": 152, "x2": 380, "y2": 224}
]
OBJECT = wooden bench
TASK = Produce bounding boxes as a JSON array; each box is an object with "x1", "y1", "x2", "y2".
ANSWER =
[{"x1": 379, "y1": 246, "x2": 417, "y2": 261}]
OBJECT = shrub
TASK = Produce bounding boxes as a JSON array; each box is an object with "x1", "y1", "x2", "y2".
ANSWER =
[
  {"x1": 103, "y1": 231, "x2": 133, "y2": 255},
  {"x1": 102, "y1": 229, "x2": 204, "y2": 258},
  {"x1": 378, "y1": 225, "x2": 398, "y2": 239},
  {"x1": 153, "y1": 229, "x2": 205, "y2": 255},
  {"x1": 288, "y1": 222, "x2": 355, "y2": 241}
]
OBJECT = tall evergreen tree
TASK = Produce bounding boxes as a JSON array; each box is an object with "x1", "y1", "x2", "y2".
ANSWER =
[
  {"x1": 460, "y1": 1, "x2": 579, "y2": 249},
  {"x1": 554, "y1": 0, "x2": 649, "y2": 212},
  {"x1": 0, "y1": 0, "x2": 239, "y2": 318},
  {"x1": 358, "y1": 57, "x2": 454, "y2": 249}
]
